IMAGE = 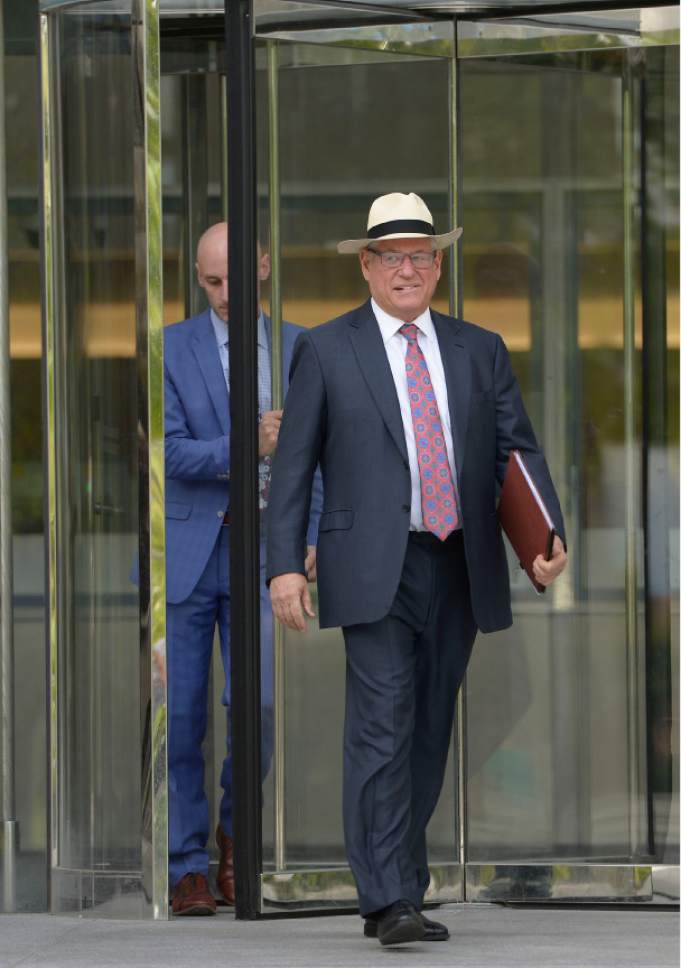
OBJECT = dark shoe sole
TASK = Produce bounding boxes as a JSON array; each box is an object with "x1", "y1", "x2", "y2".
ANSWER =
[
  {"x1": 365, "y1": 920, "x2": 449, "y2": 942},
  {"x1": 378, "y1": 919, "x2": 425, "y2": 946}
]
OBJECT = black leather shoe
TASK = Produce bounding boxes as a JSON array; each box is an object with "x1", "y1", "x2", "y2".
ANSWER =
[
  {"x1": 370, "y1": 900, "x2": 425, "y2": 946},
  {"x1": 364, "y1": 911, "x2": 449, "y2": 942}
]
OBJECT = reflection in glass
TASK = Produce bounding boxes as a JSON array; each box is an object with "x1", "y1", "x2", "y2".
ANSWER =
[
  {"x1": 6, "y1": 37, "x2": 49, "y2": 909},
  {"x1": 53, "y1": 6, "x2": 141, "y2": 874}
]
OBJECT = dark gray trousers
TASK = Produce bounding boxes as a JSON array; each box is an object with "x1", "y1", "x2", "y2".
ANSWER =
[{"x1": 342, "y1": 530, "x2": 477, "y2": 917}]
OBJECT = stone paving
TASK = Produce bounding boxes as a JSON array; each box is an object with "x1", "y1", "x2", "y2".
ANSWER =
[{"x1": 0, "y1": 904, "x2": 678, "y2": 968}]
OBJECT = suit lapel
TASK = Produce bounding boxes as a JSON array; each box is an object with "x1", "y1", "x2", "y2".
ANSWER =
[
  {"x1": 191, "y1": 311, "x2": 230, "y2": 435},
  {"x1": 348, "y1": 302, "x2": 408, "y2": 465},
  {"x1": 431, "y1": 310, "x2": 470, "y2": 477}
]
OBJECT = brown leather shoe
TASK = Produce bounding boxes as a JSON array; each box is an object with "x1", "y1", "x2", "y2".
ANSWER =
[
  {"x1": 171, "y1": 873, "x2": 217, "y2": 916},
  {"x1": 216, "y1": 825, "x2": 235, "y2": 905}
]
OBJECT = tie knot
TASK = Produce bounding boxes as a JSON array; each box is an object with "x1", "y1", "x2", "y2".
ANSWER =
[{"x1": 399, "y1": 323, "x2": 419, "y2": 344}]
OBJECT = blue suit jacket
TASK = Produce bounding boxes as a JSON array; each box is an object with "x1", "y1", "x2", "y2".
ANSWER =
[
  {"x1": 266, "y1": 300, "x2": 565, "y2": 632},
  {"x1": 163, "y1": 309, "x2": 321, "y2": 605}
]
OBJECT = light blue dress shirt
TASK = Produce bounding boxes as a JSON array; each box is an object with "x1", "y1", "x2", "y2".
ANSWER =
[{"x1": 211, "y1": 308, "x2": 272, "y2": 508}]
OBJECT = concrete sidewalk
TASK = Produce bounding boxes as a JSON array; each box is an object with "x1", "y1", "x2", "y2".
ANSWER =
[{"x1": 0, "y1": 905, "x2": 677, "y2": 968}]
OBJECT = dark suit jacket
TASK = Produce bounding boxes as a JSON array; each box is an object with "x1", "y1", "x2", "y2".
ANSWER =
[{"x1": 266, "y1": 300, "x2": 565, "y2": 632}]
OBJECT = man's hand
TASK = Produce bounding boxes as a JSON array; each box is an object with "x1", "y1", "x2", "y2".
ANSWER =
[
  {"x1": 304, "y1": 545, "x2": 317, "y2": 582},
  {"x1": 533, "y1": 535, "x2": 567, "y2": 587},
  {"x1": 259, "y1": 409, "x2": 283, "y2": 457},
  {"x1": 270, "y1": 573, "x2": 315, "y2": 632}
]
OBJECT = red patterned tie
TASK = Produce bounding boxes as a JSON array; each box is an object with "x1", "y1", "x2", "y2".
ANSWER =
[{"x1": 400, "y1": 323, "x2": 459, "y2": 541}]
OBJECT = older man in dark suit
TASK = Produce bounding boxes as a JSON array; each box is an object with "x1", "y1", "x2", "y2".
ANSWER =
[{"x1": 267, "y1": 193, "x2": 567, "y2": 946}]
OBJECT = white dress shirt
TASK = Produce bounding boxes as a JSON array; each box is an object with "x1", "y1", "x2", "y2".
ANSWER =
[{"x1": 371, "y1": 298, "x2": 461, "y2": 532}]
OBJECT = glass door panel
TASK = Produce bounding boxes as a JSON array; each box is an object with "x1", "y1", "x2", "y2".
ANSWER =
[
  {"x1": 158, "y1": 55, "x2": 272, "y2": 896},
  {"x1": 52, "y1": 1, "x2": 141, "y2": 901},
  {"x1": 257, "y1": 35, "x2": 462, "y2": 908},
  {"x1": 460, "y1": 41, "x2": 678, "y2": 899},
  {"x1": 41, "y1": 0, "x2": 166, "y2": 917}
]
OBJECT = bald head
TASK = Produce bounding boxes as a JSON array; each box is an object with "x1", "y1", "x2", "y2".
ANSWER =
[
  {"x1": 196, "y1": 222, "x2": 229, "y2": 321},
  {"x1": 196, "y1": 222, "x2": 227, "y2": 266},
  {"x1": 195, "y1": 222, "x2": 270, "y2": 323}
]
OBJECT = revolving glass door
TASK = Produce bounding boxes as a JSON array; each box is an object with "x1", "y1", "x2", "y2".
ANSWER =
[{"x1": 38, "y1": 0, "x2": 678, "y2": 919}]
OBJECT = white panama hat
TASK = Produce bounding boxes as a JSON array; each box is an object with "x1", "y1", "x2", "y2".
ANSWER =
[{"x1": 337, "y1": 191, "x2": 462, "y2": 254}]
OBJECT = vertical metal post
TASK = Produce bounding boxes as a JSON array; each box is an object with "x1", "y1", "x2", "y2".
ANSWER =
[
  {"x1": 640, "y1": 46, "x2": 673, "y2": 861},
  {"x1": 225, "y1": 0, "x2": 262, "y2": 920},
  {"x1": 448, "y1": 31, "x2": 461, "y2": 321},
  {"x1": 266, "y1": 39, "x2": 286, "y2": 874},
  {"x1": 39, "y1": 10, "x2": 60, "y2": 900},
  {"x1": 267, "y1": 42, "x2": 282, "y2": 412},
  {"x1": 449, "y1": 22, "x2": 466, "y2": 885},
  {"x1": 181, "y1": 75, "x2": 208, "y2": 319},
  {"x1": 622, "y1": 56, "x2": 646, "y2": 858},
  {"x1": 0, "y1": 0, "x2": 17, "y2": 915},
  {"x1": 220, "y1": 74, "x2": 229, "y2": 223},
  {"x1": 540, "y1": 113, "x2": 573, "y2": 612},
  {"x1": 132, "y1": 0, "x2": 168, "y2": 919}
]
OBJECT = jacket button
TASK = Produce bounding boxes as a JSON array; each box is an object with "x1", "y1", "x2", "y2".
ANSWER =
[
  {"x1": 402, "y1": 504, "x2": 410, "y2": 512},
  {"x1": 217, "y1": 510, "x2": 224, "y2": 518}
]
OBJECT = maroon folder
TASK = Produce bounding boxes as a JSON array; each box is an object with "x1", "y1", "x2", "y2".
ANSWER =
[{"x1": 497, "y1": 450, "x2": 555, "y2": 594}]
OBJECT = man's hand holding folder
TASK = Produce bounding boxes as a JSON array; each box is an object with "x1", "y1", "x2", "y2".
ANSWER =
[
  {"x1": 532, "y1": 533, "x2": 567, "y2": 589},
  {"x1": 498, "y1": 450, "x2": 567, "y2": 593}
]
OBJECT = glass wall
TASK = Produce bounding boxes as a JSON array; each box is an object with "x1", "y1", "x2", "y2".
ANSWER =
[
  {"x1": 641, "y1": 40, "x2": 679, "y2": 869},
  {"x1": 4, "y1": 0, "x2": 47, "y2": 913},
  {"x1": 460, "y1": 42, "x2": 679, "y2": 878}
]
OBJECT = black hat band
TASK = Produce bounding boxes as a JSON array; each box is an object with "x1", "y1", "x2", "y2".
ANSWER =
[{"x1": 367, "y1": 219, "x2": 435, "y2": 239}]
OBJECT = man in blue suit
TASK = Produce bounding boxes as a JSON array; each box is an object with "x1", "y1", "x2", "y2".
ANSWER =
[
  {"x1": 267, "y1": 193, "x2": 567, "y2": 945},
  {"x1": 165, "y1": 222, "x2": 319, "y2": 915}
]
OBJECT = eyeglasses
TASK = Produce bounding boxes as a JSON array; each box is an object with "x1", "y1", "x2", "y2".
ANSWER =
[{"x1": 367, "y1": 248, "x2": 437, "y2": 269}]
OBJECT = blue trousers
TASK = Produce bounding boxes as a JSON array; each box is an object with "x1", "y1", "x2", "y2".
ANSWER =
[
  {"x1": 342, "y1": 531, "x2": 477, "y2": 916},
  {"x1": 166, "y1": 526, "x2": 273, "y2": 888}
]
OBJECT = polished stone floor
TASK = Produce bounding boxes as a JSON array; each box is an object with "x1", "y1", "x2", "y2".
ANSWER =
[{"x1": 0, "y1": 905, "x2": 678, "y2": 968}]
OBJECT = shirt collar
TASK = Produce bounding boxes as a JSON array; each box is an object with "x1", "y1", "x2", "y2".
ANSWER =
[
  {"x1": 371, "y1": 298, "x2": 434, "y2": 345},
  {"x1": 210, "y1": 308, "x2": 269, "y2": 350},
  {"x1": 210, "y1": 308, "x2": 228, "y2": 348}
]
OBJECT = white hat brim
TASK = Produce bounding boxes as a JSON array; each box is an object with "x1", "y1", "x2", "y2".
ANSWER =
[{"x1": 337, "y1": 226, "x2": 462, "y2": 255}]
